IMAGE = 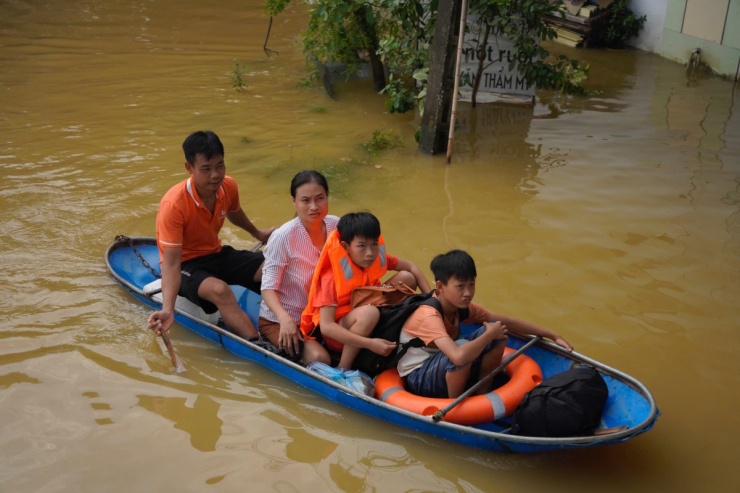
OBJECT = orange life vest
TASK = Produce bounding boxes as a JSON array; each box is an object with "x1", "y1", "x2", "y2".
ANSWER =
[{"x1": 300, "y1": 230, "x2": 387, "y2": 336}]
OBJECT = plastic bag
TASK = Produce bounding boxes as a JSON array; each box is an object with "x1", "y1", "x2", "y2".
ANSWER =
[
  {"x1": 306, "y1": 362, "x2": 375, "y2": 396},
  {"x1": 343, "y1": 369, "x2": 375, "y2": 396}
]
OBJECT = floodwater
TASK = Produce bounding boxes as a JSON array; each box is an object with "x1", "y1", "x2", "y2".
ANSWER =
[{"x1": 1, "y1": 1, "x2": 738, "y2": 492}]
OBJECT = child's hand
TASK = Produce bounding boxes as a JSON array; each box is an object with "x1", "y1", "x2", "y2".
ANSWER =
[
  {"x1": 368, "y1": 338, "x2": 397, "y2": 356},
  {"x1": 554, "y1": 335, "x2": 574, "y2": 352},
  {"x1": 483, "y1": 321, "x2": 508, "y2": 340}
]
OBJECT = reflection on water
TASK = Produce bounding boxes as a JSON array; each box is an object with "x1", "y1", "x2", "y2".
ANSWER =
[
  {"x1": 259, "y1": 409, "x2": 339, "y2": 465},
  {"x1": 137, "y1": 395, "x2": 223, "y2": 452},
  {"x1": 1, "y1": 1, "x2": 739, "y2": 492},
  {"x1": 0, "y1": 372, "x2": 41, "y2": 388}
]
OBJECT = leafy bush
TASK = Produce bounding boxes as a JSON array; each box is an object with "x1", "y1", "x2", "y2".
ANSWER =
[
  {"x1": 264, "y1": 0, "x2": 590, "y2": 112},
  {"x1": 591, "y1": 0, "x2": 647, "y2": 48},
  {"x1": 362, "y1": 130, "x2": 403, "y2": 156}
]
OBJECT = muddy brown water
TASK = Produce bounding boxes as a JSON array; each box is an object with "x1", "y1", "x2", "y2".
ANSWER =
[{"x1": 1, "y1": 1, "x2": 738, "y2": 492}]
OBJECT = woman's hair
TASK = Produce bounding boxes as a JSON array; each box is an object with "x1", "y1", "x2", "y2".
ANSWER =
[
  {"x1": 290, "y1": 170, "x2": 329, "y2": 198},
  {"x1": 182, "y1": 130, "x2": 224, "y2": 164},
  {"x1": 430, "y1": 249, "x2": 477, "y2": 283}
]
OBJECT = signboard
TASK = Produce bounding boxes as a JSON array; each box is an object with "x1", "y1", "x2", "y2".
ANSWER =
[{"x1": 459, "y1": 13, "x2": 536, "y2": 102}]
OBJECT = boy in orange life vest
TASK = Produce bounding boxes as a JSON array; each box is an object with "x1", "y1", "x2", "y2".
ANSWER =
[
  {"x1": 397, "y1": 250, "x2": 573, "y2": 399},
  {"x1": 300, "y1": 212, "x2": 431, "y2": 369}
]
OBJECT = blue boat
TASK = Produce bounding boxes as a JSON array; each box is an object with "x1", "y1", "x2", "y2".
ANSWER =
[{"x1": 105, "y1": 236, "x2": 659, "y2": 453}]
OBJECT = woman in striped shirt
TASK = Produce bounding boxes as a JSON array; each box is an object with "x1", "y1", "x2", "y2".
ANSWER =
[{"x1": 258, "y1": 170, "x2": 337, "y2": 365}]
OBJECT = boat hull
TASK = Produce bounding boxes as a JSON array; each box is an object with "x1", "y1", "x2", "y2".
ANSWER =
[{"x1": 105, "y1": 236, "x2": 659, "y2": 453}]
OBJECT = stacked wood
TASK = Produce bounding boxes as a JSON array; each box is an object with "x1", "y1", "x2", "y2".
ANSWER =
[{"x1": 545, "y1": 8, "x2": 609, "y2": 48}]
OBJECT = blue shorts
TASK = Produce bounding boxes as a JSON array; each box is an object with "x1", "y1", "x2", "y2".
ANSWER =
[
  {"x1": 179, "y1": 246, "x2": 264, "y2": 314},
  {"x1": 405, "y1": 326, "x2": 504, "y2": 398}
]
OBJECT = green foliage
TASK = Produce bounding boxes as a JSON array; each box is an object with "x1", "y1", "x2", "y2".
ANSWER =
[
  {"x1": 524, "y1": 56, "x2": 589, "y2": 94},
  {"x1": 374, "y1": 0, "x2": 436, "y2": 76},
  {"x1": 231, "y1": 59, "x2": 247, "y2": 91},
  {"x1": 264, "y1": 0, "x2": 292, "y2": 16},
  {"x1": 468, "y1": 0, "x2": 589, "y2": 93},
  {"x1": 267, "y1": 0, "x2": 589, "y2": 112},
  {"x1": 381, "y1": 75, "x2": 416, "y2": 114},
  {"x1": 593, "y1": 0, "x2": 647, "y2": 48},
  {"x1": 303, "y1": 0, "x2": 373, "y2": 74},
  {"x1": 299, "y1": 67, "x2": 319, "y2": 88},
  {"x1": 412, "y1": 67, "x2": 429, "y2": 118},
  {"x1": 362, "y1": 130, "x2": 403, "y2": 156}
]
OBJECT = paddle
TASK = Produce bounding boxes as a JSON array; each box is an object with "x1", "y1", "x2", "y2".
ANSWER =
[
  {"x1": 161, "y1": 331, "x2": 186, "y2": 373},
  {"x1": 431, "y1": 335, "x2": 542, "y2": 422},
  {"x1": 147, "y1": 239, "x2": 263, "y2": 372},
  {"x1": 594, "y1": 425, "x2": 629, "y2": 436},
  {"x1": 142, "y1": 284, "x2": 185, "y2": 372}
]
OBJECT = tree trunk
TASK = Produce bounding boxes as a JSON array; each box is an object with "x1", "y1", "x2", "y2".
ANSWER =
[
  {"x1": 471, "y1": 22, "x2": 492, "y2": 108},
  {"x1": 418, "y1": 0, "x2": 462, "y2": 155},
  {"x1": 354, "y1": 7, "x2": 386, "y2": 92}
]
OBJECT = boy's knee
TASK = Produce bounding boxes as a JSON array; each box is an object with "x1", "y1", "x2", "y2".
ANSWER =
[
  {"x1": 354, "y1": 304, "x2": 380, "y2": 321},
  {"x1": 344, "y1": 305, "x2": 380, "y2": 333},
  {"x1": 363, "y1": 305, "x2": 381, "y2": 327},
  {"x1": 303, "y1": 342, "x2": 330, "y2": 366},
  {"x1": 395, "y1": 270, "x2": 416, "y2": 289}
]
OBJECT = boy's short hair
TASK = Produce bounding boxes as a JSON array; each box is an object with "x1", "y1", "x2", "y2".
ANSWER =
[
  {"x1": 183, "y1": 130, "x2": 225, "y2": 164},
  {"x1": 337, "y1": 212, "x2": 381, "y2": 244},
  {"x1": 431, "y1": 249, "x2": 477, "y2": 283}
]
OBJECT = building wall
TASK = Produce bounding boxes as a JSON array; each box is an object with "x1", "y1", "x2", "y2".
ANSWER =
[
  {"x1": 630, "y1": 0, "x2": 667, "y2": 53},
  {"x1": 631, "y1": 0, "x2": 740, "y2": 79}
]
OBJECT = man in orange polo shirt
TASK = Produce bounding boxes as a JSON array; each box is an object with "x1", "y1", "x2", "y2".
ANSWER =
[{"x1": 147, "y1": 130, "x2": 274, "y2": 340}]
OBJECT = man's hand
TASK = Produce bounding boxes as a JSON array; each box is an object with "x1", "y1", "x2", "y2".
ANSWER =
[
  {"x1": 148, "y1": 309, "x2": 174, "y2": 336},
  {"x1": 255, "y1": 227, "x2": 276, "y2": 244}
]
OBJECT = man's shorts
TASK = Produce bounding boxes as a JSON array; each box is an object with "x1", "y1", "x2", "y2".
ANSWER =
[
  {"x1": 405, "y1": 325, "x2": 505, "y2": 398},
  {"x1": 179, "y1": 245, "x2": 264, "y2": 314}
]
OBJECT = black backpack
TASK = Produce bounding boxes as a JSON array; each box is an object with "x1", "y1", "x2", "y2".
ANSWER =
[
  {"x1": 511, "y1": 365, "x2": 608, "y2": 437},
  {"x1": 351, "y1": 292, "x2": 469, "y2": 377}
]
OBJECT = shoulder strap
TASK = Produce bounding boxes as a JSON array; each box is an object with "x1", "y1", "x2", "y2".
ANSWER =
[
  {"x1": 420, "y1": 295, "x2": 442, "y2": 313},
  {"x1": 420, "y1": 296, "x2": 469, "y2": 321},
  {"x1": 393, "y1": 293, "x2": 437, "y2": 355},
  {"x1": 399, "y1": 295, "x2": 464, "y2": 352},
  {"x1": 392, "y1": 295, "x2": 472, "y2": 368}
]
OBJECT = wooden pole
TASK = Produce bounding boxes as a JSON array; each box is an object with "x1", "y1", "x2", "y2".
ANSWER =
[
  {"x1": 161, "y1": 332, "x2": 185, "y2": 373},
  {"x1": 446, "y1": 0, "x2": 469, "y2": 164}
]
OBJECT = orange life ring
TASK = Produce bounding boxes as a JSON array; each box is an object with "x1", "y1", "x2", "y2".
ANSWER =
[{"x1": 375, "y1": 347, "x2": 543, "y2": 425}]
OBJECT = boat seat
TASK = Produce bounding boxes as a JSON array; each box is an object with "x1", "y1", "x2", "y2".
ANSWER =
[{"x1": 142, "y1": 279, "x2": 221, "y2": 326}]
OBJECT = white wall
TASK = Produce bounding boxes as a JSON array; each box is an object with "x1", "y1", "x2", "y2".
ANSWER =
[
  {"x1": 627, "y1": 0, "x2": 739, "y2": 78},
  {"x1": 629, "y1": 0, "x2": 667, "y2": 52}
]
